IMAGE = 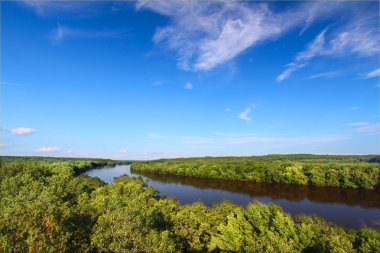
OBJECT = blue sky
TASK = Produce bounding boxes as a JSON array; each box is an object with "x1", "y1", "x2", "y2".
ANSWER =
[{"x1": 1, "y1": 1, "x2": 379, "y2": 159}]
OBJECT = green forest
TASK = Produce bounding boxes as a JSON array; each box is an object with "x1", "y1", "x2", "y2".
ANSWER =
[
  {"x1": 131, "y1": 155, "x2": 380, "y2": 189},
  {"x1": 0, "y1": 156, "x2": 379, "y2": 252}
]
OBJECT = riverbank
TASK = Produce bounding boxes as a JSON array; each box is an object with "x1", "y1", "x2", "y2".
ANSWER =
[
  {"x1": 1, "y1": 157, "x2": 379, "y2": 252},
  {"x1": 131, "y1": 154, "x2": 380, "y2": 190},
  {"x1": 87, "y1": 164, "x2": 380, "y2": 230}
]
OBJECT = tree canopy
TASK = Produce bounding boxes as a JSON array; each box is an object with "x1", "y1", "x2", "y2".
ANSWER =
[
  {"x1": 132, "y1": 155, "x2": 380, "y2": 189},
  {"x1": 1, "y1": 156, "x2": 379, "y2": 252}
]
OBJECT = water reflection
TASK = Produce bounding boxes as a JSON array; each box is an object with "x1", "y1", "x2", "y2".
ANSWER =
[
  {"x1": 134, "y1": 169, "x2": 380, "y2": 209},
  {"x1": 84, "y1": 165, "x2": 380, "y2": 229}
]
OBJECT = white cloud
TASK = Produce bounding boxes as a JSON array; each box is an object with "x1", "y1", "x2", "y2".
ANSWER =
[
  {"x1": 50, "y1": 23, "x2": 128, "y2": 44},
  {"x1": 21, "y1": 1, "x2": 96, "y2": 16},
  {"x1": 277, "y1": 29, "x2": 326, "y2": 82},
  {"x1": 137, "y1": 1, "x2": 371, "y2": 73},
  {"x1": 346, "y1": 122, "x2": 379, "y2": 134},
  {"x1": 138, "y1": 1, "x2": 281, "y2": 71},
  {"x1": 277, "y1": 62, "x2": 308, "y2": 82},
  {"x1": 23, "y1": 1, "x2": 376, "y2": 75},
  {"x1": 8, "y1": 127, "x2": 36, "y2": 136},
  {"x1": 297, "y1": 29, "x2": 328, "y2": 61},
  {"x1": 184, "y1": 82, "x2": 193, "y2": 90},
  {"x1": 21, "y1": 1, "x2": 377, "y2": 75},
  {"x1": 138, "y1": 1, "x2": 344, "y2": 72},
  {"x1": 37, "y1": 146, "x2": 61, "y2": 152},
  {"x1": 354, "y1": 124, "x2": 378, "y2": 134},
  {"x1": 153, "y1": 80, "x2": 165, "y2": 86},
  {"x1": 237, "y1": 104, "x2": 255, "y2": 122},
  {"x1": 278, "y1": 13, "x2": 379, "y2": 82},
  {"x1": 237, "y1": 107, "x2": 252, "y2": 122},
  {"x1": 306, "y1": 70, "x2": 343, "y2": 80},
  {"x1": 346, "y1": 122, "x2": 380, "y2": 134},
  {"x1": 362, "y1": 68, "x2": 380, "y2": 79}
]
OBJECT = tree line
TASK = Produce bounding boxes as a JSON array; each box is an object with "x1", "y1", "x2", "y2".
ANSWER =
[
  {"x1": 0, "y1": 156, "x2": 379, "y2": 252},
  {"x1": 131, "y1": 155, "x2": 380, "y2": 189}
]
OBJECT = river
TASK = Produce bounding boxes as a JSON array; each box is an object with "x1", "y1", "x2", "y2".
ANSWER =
[{"x1": 84, "y1": 164, "x2": 380, "y2": 230}]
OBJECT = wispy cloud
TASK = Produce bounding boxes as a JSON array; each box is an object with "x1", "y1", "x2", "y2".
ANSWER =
[
  {"x1": 278, "y1": 13, "x2": 379, "y2": 82},
  {"x1": 37, "y1": 146, "x2": 61, "y2": 152},
  {"x1": 354, "y1": 124, "x2": 378, "y2": 134},
  {"x1": 278, "y1": 28, "x2": 326, "y2": 82},
  {"x1": 362, "y1": 68, "x2": 380, "y2": 79},
  {"x1": 138, "y1": 1, "x2": 280, "y2": 71},
  {"x1": 21, "y1": 1, "x2": 377, "y2": 75},
  {"x1": 346, "y1": 122, "x2": 379, "y2": 134},
  {"x1": 23, "y1": 1, "x2": 376, "y2": 75},
  {"x1": 21, "y1": 1, "x2": 99, "y2": 16},
  {"x1": 50, "y1": 23, "x2": 128, "y2": 44},
  {"x1": 277, "y1": 63, "x2": 308, "y2": 82},
  {"x1": 237, "y1": 104, "x2": 255, "y2": 122},
  {"x1": 237, "y1": 107, "x2": 252, "y2": 122},
  {"x1": 184, "y1": 82, "x2": 193, "y2": 90},
  {"x1": 153, "y1": 80, "x2": 165, "y2": 87},
  {"x1": 4, "y1": 127, "x2": 36, "y2": 136},
  {"x1": 305, "y1": 70, "x2": 344, "y2": 80},
  {"x1": 136, "y1": 1, "x2": 369, "y2": 72}
]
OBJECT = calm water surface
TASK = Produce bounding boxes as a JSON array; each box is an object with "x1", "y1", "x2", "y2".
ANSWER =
[{"x1": 84, "y1": 165, "x2": 380, "y2": 230}]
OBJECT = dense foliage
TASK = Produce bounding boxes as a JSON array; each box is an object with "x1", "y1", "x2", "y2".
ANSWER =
[
  {"x1": 0, "y1": 156, "x2": 117, "y2": 180},
  {"x1": 132, "y1": 155, "x2": 380, "y2": 189},
  {"x1": 1, "y1": 156, "x2": 379, "y2": 252}
]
